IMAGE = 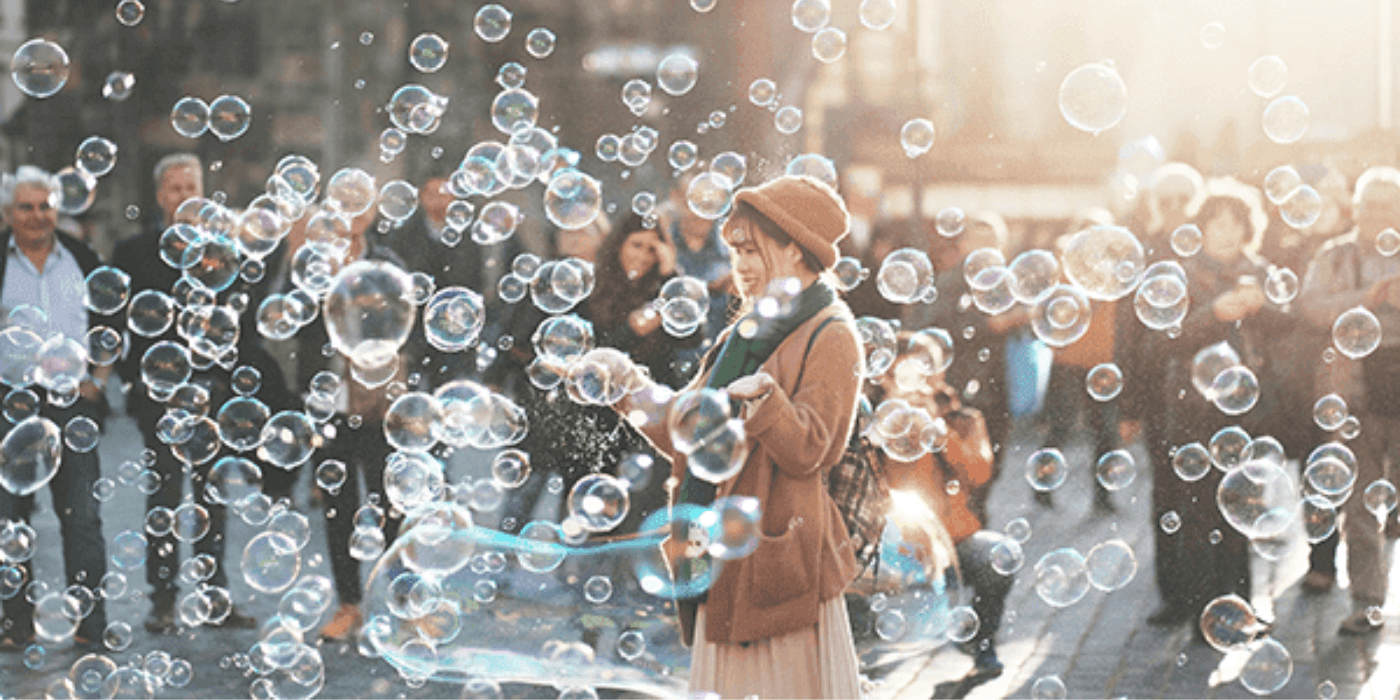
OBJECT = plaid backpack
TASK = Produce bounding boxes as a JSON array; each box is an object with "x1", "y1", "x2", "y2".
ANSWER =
[{"x1": 793, "y1": 316, "x2": 890, "y2": 574}]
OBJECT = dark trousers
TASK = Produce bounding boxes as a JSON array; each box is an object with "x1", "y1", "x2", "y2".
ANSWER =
[
  {"x1": 139, "y1": 415, "x2": 229, "y2": 603},
  {"x1": 1151, "y1": 397, "x2": 1251, "y2": 614},
  {"x1": 0, "y1": 399, "x2": 108, "y2": 640},
  {"x1": 1043, "y1": 363, "x2": 1117, "y2": 498},
  {"x1": 955, "y1": 531, "x2": 1014, "y2": 652},
  {"x1": 319, "y1": 417, "x2": 398, "y2": 606}
]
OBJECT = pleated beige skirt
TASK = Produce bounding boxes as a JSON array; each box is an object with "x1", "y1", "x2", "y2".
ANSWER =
[{"x1": 689, "y1": 596, "x2": 862, "y2": 699}]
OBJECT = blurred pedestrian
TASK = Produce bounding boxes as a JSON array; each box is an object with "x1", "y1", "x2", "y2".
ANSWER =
[
  {"x1": 0, "y1": 166, "x2": 112, "y2": 651},
  {"x1": 1298, "y1": 166, "x2": 1400, "y2": 634}
]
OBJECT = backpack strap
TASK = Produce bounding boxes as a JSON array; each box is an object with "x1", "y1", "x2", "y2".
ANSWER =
[{"x1": 790, "y1": 313, "x2": 843, "y2": 395}]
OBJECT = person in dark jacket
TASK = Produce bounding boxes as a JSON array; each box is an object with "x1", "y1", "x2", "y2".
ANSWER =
[{"x1": 0, "y1": 166, "x2": 112, "y2": 651}]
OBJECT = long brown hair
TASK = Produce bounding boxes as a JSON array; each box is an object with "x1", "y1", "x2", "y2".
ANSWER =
[{"x1": 589, "y1": 212, "x2": 672, "y2": 332}]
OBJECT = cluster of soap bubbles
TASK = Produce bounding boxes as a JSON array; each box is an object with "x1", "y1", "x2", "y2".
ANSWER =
[
  {"x1": 656, "y1": 276, "x2": 710, "y2": 337},
  {"x1": 668, "y1": 387, "x2": 747, "y2": 483},
  {"x1": 1189, "y1": 341, "x2": 1262, "y2": 416},
  {"x1": 868, "y1": 397, "x2": 946, "y2": 463}
]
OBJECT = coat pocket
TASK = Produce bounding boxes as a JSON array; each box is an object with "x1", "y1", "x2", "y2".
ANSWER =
[{"x1": 746, "y1": 526, "x2": 813, "y2": 609}]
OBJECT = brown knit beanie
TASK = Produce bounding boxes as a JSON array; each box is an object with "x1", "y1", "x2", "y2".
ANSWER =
[{"x1": 732, "y1": 175, "x2": 850, "y2": 270}]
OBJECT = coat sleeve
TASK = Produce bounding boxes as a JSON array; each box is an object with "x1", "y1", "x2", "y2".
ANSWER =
[
  {"x1": 1298, "y1": 244, "x2": 1365, "y2": 331},
  {"x1": 742, "y1": 321, "x2": 861, "y2": 479}
]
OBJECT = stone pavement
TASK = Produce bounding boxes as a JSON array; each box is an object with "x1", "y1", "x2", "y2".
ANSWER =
[
  {"x1": 3, "y1": 396, "x2": 1400, "y2": 699},
  {"x1": 873, "y1": 421, "x2": 1400, "y2": 700}
]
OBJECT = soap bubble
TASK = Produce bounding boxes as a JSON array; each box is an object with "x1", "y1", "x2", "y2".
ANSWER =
[
  {"x1": 811, "y1": 27, "x2": 847, "y2": 63},
  {"x1": 1199, "y1": 21, "x2": 1226, "y2": 48},
  {"x1": 242, "y1": 531, "x2": 301, "y2": 594},
  {"x1": 116, "y1": 0, "x2": 145, "y2": 26},
  {"x1": 1200, "y1": 594, "x2": 1260, "y2": 652},
  {"x1": 791, "y1": 0, "x2": 831, "y2": 32},
  {"x1": 1363, "y1": 479, "x2": 1397, "y2": 520},
  {"x1": 701, "y1": 496, "x2": 762, "y2": 560},
  {"x1": 1085, "y1": 539, "x2": 1136, "y2": 591},
  {"x1": 1060, "y1": 225, "x2": 1145, "y2": 301},
  {"x1": 1263, "y1": 96, "x2": 1309, "y2": 144},
  {"x1": 774, "y1": 105, "x2": 804, "y2": 134},
  {"x1": 1212, "y1": 366, "x2": 1260, "y2": 416},
  {"x1": 1209, "y1": 426, "x2": 1252, "y2": 471},
  {"x1": 384, "y1": 393, "x2": 443, "y2": 454},
  {"x1": 206, "y1": 456, "x2": 262, "y2": 505},
  {"x1": 423, "y1": 287, "x2": 485, "y2": 354},
  {"x1": 1058, "y1": 62, "x2": 1128, "y2": 133},
  {"x1": 63, "y1": 416, "x2": 99, "y2": 453},
  {"x1": 900, "y1": 119, "x2": 936, "y2": 158},
  {"x1": 567, "y1": 474, "x2": 630, "y2": 532},
  {"x1": 208, "y1": 95, "x2": 251, "y2": 141},
  {"x1": 10, "y1": 39, "x2": 70, "y2": 99},
  {"x1": 1217, "y1": 459, "x2": 1297, "y2": 539},
  {"x1": 1332, "y1": 306, "x2": 1382, "y2": 359},
  {"x1": 516, "y1": 521, "x2": 567, "y2": 573},
  {"x1": 1304, "y1": 456, "x2": 1354, "y2": 498},
  {"x1": 76, "y1": 136, "x2": 118, "y2": 178},
  {"x1": 857, "y1": 317, "x2": 899, "y2": 378},
  {"x1": 0, "y1": 416, "x2": 61, "y2": 496},
  {"x1": 685, "y1": 172, "x2": 733, "y2": 220},
  {"x1": 1263, "y1": 165, "x2": 1302, "y2": 205},
  {"x1": 409, "y1": 33, "x2": 449, "y2": 73},
  {"x1": 102, "y1": 71, "x2": 135, "y2": 101},
  {"x1": 544, "y1": 169, "x2": 603, "y2": 230},
  {"x1": 748, "y1": 78, "x2": 777, "y2": 107},
  {"x1": 170, "y1": 96, "x2": 210, "y2": 138},
  {"x1": 1302, "y1": 495, "x2": 1338, "y2": 542},
  {"x1": 1248, "y1": 55, "x2": 1288, "y2": 98},
  {"x1": 324, "y1": 168, "x2": 377, "y2": 216},
  {"x1": 1264, "y1": 267, "x2": 1299, "y2": 304},
  {"x1": 1160, "y1": 510, "x2": 1182, "y2": 534},
  {"x1": 622, "y1": 79, "x2": 652, "y2": 114},
  {"x1": 657, "y1": 53, "x2": 699, "y2": 96},
  {"x1": 876, "y1": 248, "x2": 935, "y2": 303},
  {"x1": 659, "y1": 276, "x2": 709, "y2": 337},
  {"x1": 1026, "y1": 448, "x2": 1068, "y2": 492},
  {"x1": 1008, "y1": 249, "x2": 1059, "y2": 303},
  {"x1": 474, "y1": 4, "x2": 513, "y2": 42},
  {"x1": 710, "y1": 151, "x2": 747, "y2": 188},
  {"x1": 667, "y1": 140, "x2": 699, "y2": 171},
  {"x1": 490, "y1": 449, "x2": 530, "y2": 489},
  {"x1": 323, "y1": 260, "x2": 415, "y2": 370},
  {"x1": 1031, "y1": 285, "x2": 1093, "y2": 347},
  {"x1": 1192, "y1": 341, "x2": 1241, "y2": 401},
  {"x1": 259, "y1": 411, "x2": 318, "y2": 469},
  {"x1": 1172, "y1": 442, "x2": 1212, "y2": 482},
  {"x1": 84, "y1": 266, "x2": 130, "y2": 315},
  {"x1": 1241, "y1": 638, "x2": 1293, "y2": 696},
  {"x1": 387, "y1": 84, "x2": 447, "y2": 135},
  {"x1": 140, "y1": 340, "x2": 192, "y2": 395},
  {"x1": 1085, "y1": 363, "x2": 1122, "y2": 401},
  {"x1": 1171, "y1": 224, "x2": 1203, "y2": 256},
  {"x1": 860, "y1": 0, "x2": 897, "y2": 30},
  {"x1": 525, "y1": 28, "x2": 556, "y2": 59},
  {"x1": 52, "y1": 167, "x2": 97, "y2": 215},
  {"x1": 1034, "y1": 548, "x2": 1090, "y2": 607},
  {"x1": 1280, "y1": 185, "x2": 1322, "y2": 229},
  {"x1": 1095, "y1": 450, "x2": 1136, "y2": 491},
  {"x1": 377, "y1": 180, "x2": 418, "y2": 223},
  {"x1": 491, "y1": 88, "x2": 539, "y2": 134}
]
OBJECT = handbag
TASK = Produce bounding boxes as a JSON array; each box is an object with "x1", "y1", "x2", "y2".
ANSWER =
[{"x1": 792, "y1": 316, "x2": 891, "y2": 575}]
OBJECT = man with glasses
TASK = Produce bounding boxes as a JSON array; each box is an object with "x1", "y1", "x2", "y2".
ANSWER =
[
  {"x1": 1299, "y1": 166, "x2": 1400, "y2": 635},
  {"x1": 0, "y1": 166, "x2": 111, "y2": 652}
]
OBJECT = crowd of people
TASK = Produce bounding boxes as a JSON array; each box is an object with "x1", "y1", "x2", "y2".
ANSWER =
[{"x1": 0, "y1": 147, "x2": 1397, "y2": 699}]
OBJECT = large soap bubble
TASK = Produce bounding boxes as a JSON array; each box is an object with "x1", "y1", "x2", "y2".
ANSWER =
[
  {"x1": 876, "y1": 248, "x2": 935, "y2": 303},
  {"x1": 323, "y1": 260, "x2": 416, "y2": 370},
  {"x1": 1217, "y1": 459, "x2": 1298, "y2": 540},
  {"x1": 544, "y1": 169, "x2": 602, "y2": 230},
  {"x1": 1030, "y1": 285, "x2": 1093, "y2": 347},
  {"x1": 10, "y1": 39, "x2": 70, "y2": 99},
  {"x1": 423, "y1": 287, "x2": 485, "y2": 353},
  {"x1": 1058, "y1": 62, "x2": 1127, "y2": 133},
  {"x1": 1060, "y1": 225, "x2": 1145, "y2": 301},
  {"x1": 1034, "y1": 548, "x2": 1090, "y2": 608},
  {"x1": 1332, "y1": 306, "x2": 1382, "y2": 359},
  {"x1": 0, "y1": 416, "x2": 62, "y2": 496}
]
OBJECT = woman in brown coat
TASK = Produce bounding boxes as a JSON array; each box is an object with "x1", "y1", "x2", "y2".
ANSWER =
[{"x1": 618, "y1": 175, "x2": 865, "y2": 698}]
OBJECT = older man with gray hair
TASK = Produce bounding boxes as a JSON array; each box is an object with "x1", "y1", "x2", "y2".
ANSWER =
[{"x1": 0, "y1": 165, "x2": 111, "y2": 652}]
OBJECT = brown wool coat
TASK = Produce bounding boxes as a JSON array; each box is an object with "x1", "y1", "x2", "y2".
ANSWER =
[{"x1": 637, "y1": 302, "x2": 864, "y2": 646}]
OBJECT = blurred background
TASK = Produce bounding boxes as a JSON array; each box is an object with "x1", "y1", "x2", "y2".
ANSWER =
[{"x1": 0, "y1": 0, "x2": 1396, "y2": 259}]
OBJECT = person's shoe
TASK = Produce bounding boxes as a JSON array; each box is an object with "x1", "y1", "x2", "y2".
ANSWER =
[
  {"x1": 320, "y1": 604, "x2": 363, "y2": 642},
  {"x1": 1034, "y1": 491, "x2": 1054, "y2": 508},
  {"x1": 971, "y1": 647, "x2": 1004, "y2": 679},
  {"x1": 209, "y1": 605, "x2": 257, "y2": 630},
  {"x1": 0, "y1": 632, "x2": 34, "y2": 653},
  {"x1": 144, "y1": 599, "x2": 178, "y2": 635},
  {"x1": 1338, "y1": 609, "x2": 1384, "y2": 636},
  {"x1": 1147, "y1": 604, "x2": 1192, "y2": 626},
  {"x1": 1301, "y1": 570, "x2": 1335, "y2": 595}
]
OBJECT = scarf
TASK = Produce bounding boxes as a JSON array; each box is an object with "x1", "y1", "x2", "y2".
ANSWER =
[{"x1": 676, "y1": 280, "x2": 836, "y2": 507}]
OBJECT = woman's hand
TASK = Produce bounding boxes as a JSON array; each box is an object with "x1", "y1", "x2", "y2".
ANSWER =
[{"x1": 727, "y1": 372, "x2": 776, "y2": 402}]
